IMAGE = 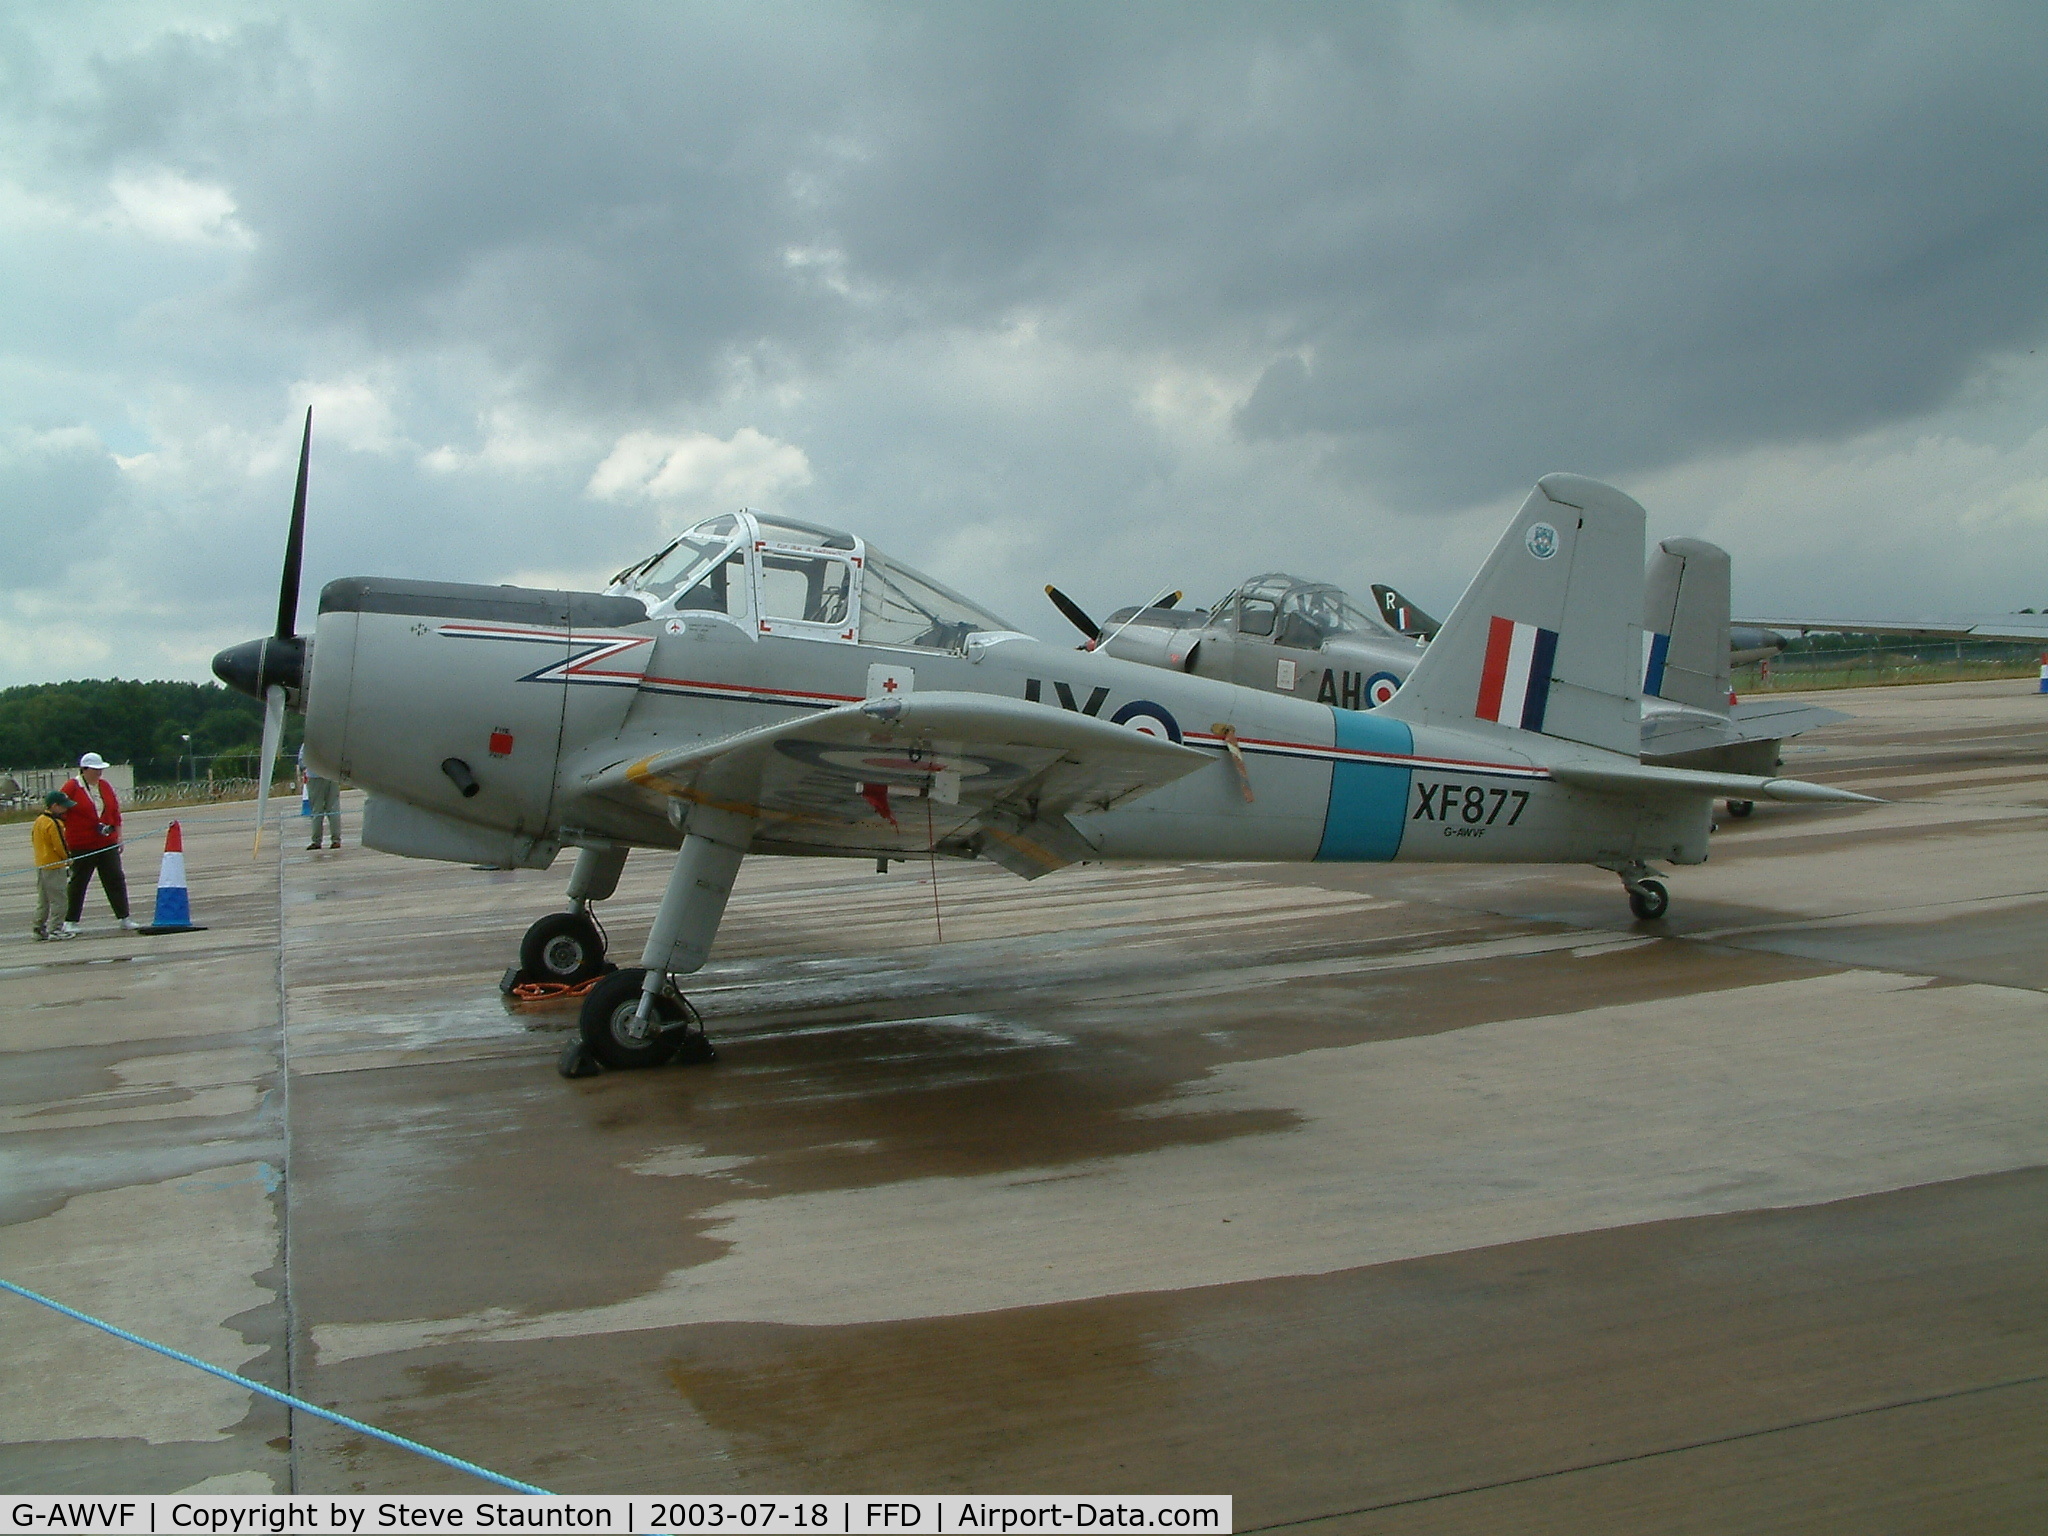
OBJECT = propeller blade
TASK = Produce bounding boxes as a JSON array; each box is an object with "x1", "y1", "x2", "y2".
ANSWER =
[
  {"x1": 252, "y1": 685, "x2": 286, "y2": 857},
  {"x1": 1044, "y1": 584, "x2": 1102, "y2": 643},
  {"x1": 1157, "y1": 591, "x2": 1182, "y2": 609},
  {"x1": 277, "y1": 407, "x2": 311, "y2": 640},
  {"x1": 1093, "y1": 584, "x2": 1182, "y2": 655}
]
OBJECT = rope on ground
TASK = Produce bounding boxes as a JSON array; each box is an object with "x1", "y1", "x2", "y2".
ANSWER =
[
  {"x1": 0, "y1": 1277, "x2": 549, "y2": 1494},
  {"x1": 508, "y1": 976, "x2": 606, "y2": 1002}
]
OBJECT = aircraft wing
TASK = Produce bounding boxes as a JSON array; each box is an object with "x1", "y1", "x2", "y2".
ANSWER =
[
  {"x1": 578, "y1": 691, "x2": 1212, "y2": 875},
  {"x1": 1739, "y1": 614, "x2": 2048, "y2": 643}
]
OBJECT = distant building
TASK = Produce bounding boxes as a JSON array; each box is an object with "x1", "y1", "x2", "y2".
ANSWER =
[{"x1": 0, "y1": 762, "x2": 134, "y2": 807}]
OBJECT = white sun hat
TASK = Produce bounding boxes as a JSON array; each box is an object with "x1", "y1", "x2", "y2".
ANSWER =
[{"x1": 78, "y1": 752, "x2": 110, "y2": 769}]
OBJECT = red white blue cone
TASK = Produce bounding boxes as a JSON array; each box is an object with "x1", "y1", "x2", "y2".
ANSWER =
[{"x1": 138, "y1": 821, "x2": 207, "y2": 934}]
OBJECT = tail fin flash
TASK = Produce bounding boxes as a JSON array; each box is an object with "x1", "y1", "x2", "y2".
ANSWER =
[
  {"x1": 1381, "y1": 474, "x2": 1644, "y2": 756},
  {"x1": 1643, "y1": 538, "x2": 1732, "y2": 712}
]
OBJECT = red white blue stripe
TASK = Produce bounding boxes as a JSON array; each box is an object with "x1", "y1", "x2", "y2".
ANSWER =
[{"x1": 1475, "y1": 616, "x2": 1558, "y2": 732}]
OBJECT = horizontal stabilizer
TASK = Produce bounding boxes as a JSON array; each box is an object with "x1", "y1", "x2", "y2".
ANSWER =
[
  {"x1": 1639, "y1": 698, "x2": 1850, "y2": 760},
  {"x1": 1549, "y1": 762, "x2": 1880, "y2": 805}
]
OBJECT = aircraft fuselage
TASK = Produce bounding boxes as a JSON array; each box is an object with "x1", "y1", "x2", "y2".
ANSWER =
[{"x1": 307, "y1": 577, "x2": 1710, "y2": 878}]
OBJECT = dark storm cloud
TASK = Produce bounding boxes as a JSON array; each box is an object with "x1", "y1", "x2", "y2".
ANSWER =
[{"x1": 22, "y1": 2, "x2": 2048, "y2": 508}]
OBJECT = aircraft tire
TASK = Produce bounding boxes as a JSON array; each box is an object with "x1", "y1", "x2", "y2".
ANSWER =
[
  {"x1": 579, "y1": 968, "x2": 681, "y2": 1070},
  {"x1": 521, "y1": 911, "x2": 607, "y2": 984},
  {"x1": 1725, "y1": 799, "x2": 1755, "y2": 818},
  {"x1": 1627, "y1": 879, "x2": 1670, "y2": 922}
]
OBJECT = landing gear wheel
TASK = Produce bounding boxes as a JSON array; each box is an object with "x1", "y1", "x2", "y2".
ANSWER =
[
  {"x1": 1627, "y1": 879, "x2": 1670, "y2": 922},
  {"x1": 520, "y1": 911, "x2": 606, "y2": 984},
  {"x1": 1725, "y1": 799, "x2": 1755, "y2": 818},
  {"x1": 575, "y1": 967, "x2": 717, "y2": 1071}
]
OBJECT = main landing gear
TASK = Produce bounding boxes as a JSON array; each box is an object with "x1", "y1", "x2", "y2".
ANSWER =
[
  {"x1": 558, "y1": 968, "x2": 718, "y2": 1076},
  {"x1": 1605, "y1": 861, "x2": 1671, "y2": 922},
  {"x1": 520, "y1": 910, "x2": 608, "y2": 984},
  {"x1": 557, "y1": 807, "x2": 754, "y2": 1081},
  {"x1": 505, "y1": 845, "x2": 631, "y2": 992}
]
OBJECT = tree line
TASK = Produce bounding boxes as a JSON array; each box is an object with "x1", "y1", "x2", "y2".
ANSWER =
[{"x1": 0, "y1": 679, "x2": 304, "y2": 783}]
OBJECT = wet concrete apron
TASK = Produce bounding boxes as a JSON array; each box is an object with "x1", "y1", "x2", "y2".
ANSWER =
[{"x1": 5, "y1": 679, "x2": 2047, "y2": 1530}]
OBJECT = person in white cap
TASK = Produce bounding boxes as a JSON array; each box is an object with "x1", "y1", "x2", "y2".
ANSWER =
[{"x1": 59, "y1": 752, "x2": 134, "y2": 933}]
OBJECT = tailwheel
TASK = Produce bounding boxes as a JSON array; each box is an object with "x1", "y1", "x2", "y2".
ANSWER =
[
  {"x1": 1725, "y1": 799, "x2": 1755, "y2": 818},
  {"x1": 576, "y1": 967, "x2": 717, "y2": 1071},
  {"x1": 1627, "y1": 878, "x2": 1670, "y2": 922},
  {"x1": 520, "y1": 911, "x2": 607, "y2": 984}
]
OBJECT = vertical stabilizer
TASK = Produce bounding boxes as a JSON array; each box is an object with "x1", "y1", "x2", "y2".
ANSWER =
[
  {"x1": 1381, "y1": 474, "x2": 1644, "y2": 756},
  {"x1": 1642, "y1": 538, "x2": 1732, "y2": 712}
]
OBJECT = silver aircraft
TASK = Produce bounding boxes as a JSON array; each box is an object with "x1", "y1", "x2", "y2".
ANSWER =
[
  {"x1": 214, "y1": 418, "x2": 1873, "y2": 1076},
  {"x1": 1055, "y1": 542, "x2": 1839, "y2": 816},
  {"x1": 1737, "y1": 611, "x2": 2048, "y2": 644}
]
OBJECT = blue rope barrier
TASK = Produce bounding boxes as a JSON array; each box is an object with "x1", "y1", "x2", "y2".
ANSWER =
[{"x1": 0, "y1": 1277, "x2": 549, "y2": 1494}]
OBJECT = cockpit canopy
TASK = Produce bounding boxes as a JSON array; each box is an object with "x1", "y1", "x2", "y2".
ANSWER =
[
  {"x1": 609, "y1": 510, "x2": 1015, "y2": 653},
  {"x1": 1212, "y1": 573, "x2": 1397, "y2": 650}
]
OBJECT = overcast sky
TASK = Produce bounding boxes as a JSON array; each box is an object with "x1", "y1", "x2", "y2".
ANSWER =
[{"x1": 5, "y1": 1, "x2": 2048, "y2": 687}]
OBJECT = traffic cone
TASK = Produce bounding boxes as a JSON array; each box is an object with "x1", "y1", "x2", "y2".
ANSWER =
[{"x1": 136, "y1": 821, "x2": 208, "y2": 934}]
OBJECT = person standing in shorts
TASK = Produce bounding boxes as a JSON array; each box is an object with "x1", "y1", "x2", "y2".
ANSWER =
[
  {"x1": 32, "y1": 791, "x2": 75, "y2": 940},
  {"x1": 59, "y1": 751, "x2": 133, "y2": 933}
]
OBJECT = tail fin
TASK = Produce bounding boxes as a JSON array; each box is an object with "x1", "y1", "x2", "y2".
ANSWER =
[
  {"x1": 1369, "y1": 583, "x2": 1441, "y2": 639},
  {"x1": 1642, "y1": 538, "x2": 1732, "y2": 712},
  {"x1": 1380, "y1": 474, "x2": 1644, "y2": 756}
]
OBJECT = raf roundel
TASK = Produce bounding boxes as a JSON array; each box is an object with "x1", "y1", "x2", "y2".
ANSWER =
[
  {"x1": 1525, "y1": 522, "x2": 1559, "y2": 560},
  {"x1": 1110, "y1": 700, "x2": 1183, "y2": 743}
]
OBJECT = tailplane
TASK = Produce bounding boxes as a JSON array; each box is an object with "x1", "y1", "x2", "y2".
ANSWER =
[
  {"x1": 1381, "y1": 474, "x2": 1644, "y2": 756},
  {"x1": 1643, "y1": 538, "x2": 1732, "y2": 713}
]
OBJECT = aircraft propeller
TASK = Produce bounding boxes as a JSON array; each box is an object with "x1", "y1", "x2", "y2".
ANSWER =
[
  {"x1": 211, "y1": 407, "x2": 313, "y2": 856},
  {"x1": 1044, "y1": 585, "x2": 1103, "y2": 646},
  {"x1": 1045, "y1": 583, "x2": 1182, "y2": 650}
]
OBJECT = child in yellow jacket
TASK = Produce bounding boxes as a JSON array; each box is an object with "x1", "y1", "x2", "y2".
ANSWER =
[{"x1": 33, "y1": 791, "x2": 75, "y2": 940}]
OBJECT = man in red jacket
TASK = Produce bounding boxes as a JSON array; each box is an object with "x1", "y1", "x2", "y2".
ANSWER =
[{"x1": 60, "y1": 751, "x2": 134, "y2": 934}]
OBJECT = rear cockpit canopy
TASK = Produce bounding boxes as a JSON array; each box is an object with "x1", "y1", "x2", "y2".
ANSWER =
[{"x1": 609, "y1": 510, "x2": 1015, "y2": 653}]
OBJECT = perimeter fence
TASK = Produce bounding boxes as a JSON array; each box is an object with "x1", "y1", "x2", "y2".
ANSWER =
[{"x1": 1734, "y1": 636, "x2": 2043, "y2": 693}]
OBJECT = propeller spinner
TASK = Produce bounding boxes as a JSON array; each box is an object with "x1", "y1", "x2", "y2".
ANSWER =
[{"x1": 211, "y1": 407, "x2": 313, "y2": 855}]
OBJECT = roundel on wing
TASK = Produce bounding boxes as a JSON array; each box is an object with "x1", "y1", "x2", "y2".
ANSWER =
[
  {"x1": 1109, "y1": 699, "x2": 1183, "y2": 743},
  {"x1": 1365, "y1": 672, "x2": 1401, "y2": 708},
  {"x1": 773, "y1": 738, "x2": 1025, "y2": 782}
]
